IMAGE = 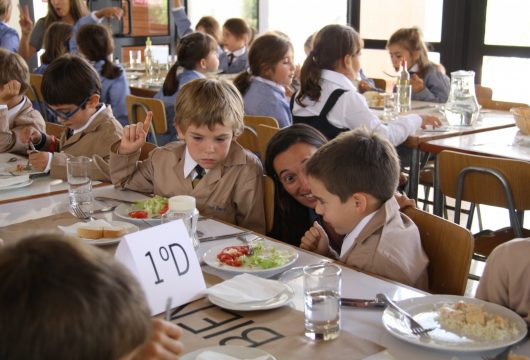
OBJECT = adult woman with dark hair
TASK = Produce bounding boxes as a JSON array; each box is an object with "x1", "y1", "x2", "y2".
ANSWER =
[
  {"x1": 18, "y1": 0, "x2": 121, "y2": 62},
  {"x1": 265, "y1": 123, "x2": 415, "y2": 248},
  {"x1": 264, "y1": 124, "x2": 342, "y2": 248}
]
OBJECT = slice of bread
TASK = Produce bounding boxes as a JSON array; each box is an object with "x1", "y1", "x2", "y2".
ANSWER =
[
  {"x1": 77, "y1": 225, "x2": 104, "y2": 239},
  {"x1": 76, "y1": 220, "x2": 126, "y2": 239},
  {"x1": 103, "y1": 225, "x2": 127, "y2": 238}
]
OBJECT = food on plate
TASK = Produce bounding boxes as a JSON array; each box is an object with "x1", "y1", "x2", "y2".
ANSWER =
[
  {"x1": 437, "y1": 301, "x2": 519, "y2": 341},
  {"x1": 363, "y1": 91, "x2": 385, "y2": 107},
  {"x1": 508, "y1": 353, "x2": 530, "y2": 360},
  {"x1": 216, "y1": 241, "x2": 291, "y2": 269},
  {"x1": 128, "y1": 195, "x2": 168, "y2": 218},
  {"x1": 76, "y1": 221, "x2": 127, "y2": 239}
]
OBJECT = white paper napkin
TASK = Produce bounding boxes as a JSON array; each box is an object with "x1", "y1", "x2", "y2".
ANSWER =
[
  {"x1": 196, "y1": 350, "x2": 272, "y2": 360},
  {"x1": 207, "y1": 273, "x2": 286, "y2": 304},
  {"x1": 0, "y1": 174, "x2": 29, "y2": 188}
]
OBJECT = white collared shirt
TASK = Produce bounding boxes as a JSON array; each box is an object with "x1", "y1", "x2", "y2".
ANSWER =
[
  {"x1": 228, "y1": 46, "x2": 246, "y2": 58},
  {"x1": 183, "y1": 146, "x2": 209, "y2": 180},
  {"x1": 254, "y1": 76, "x2": 286, "y2": 94},
  {"x1": 73, "y1": 104, "x2": 106, "y2": 135},
  {"x1": 292, "y1": 69, "x2": 422, "y2": 146},
  {"x1": 6, "y1": 97, "x2": 26, "y2": 123},
  {"x1": 339, "y1": 211, "x2": 377, "y2": 260}
]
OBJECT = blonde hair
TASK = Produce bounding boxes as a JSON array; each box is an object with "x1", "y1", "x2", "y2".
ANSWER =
[
  {"x1": 0, "y1": 49, "x2": 29, "y2": 95},
  {"x1": 174, "y1": 78, "x2": 244, "y2": 137}
]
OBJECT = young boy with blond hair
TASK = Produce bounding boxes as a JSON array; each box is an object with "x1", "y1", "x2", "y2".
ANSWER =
[
  {"x1": 110, "y1": 78, "x2": 265, "y2": 234},
  {"x1": 301, "y1": 128, "x2": 429, "y2": 289},
  {"x1": 0, "y1": 234, "x2": 183, "y2": 359},
  {"x1": 0, "y1": 48, "x2": 44, "y2": 154},
  {"x1": 22, "y1": 54, "x2": 123, "y2": 180}
]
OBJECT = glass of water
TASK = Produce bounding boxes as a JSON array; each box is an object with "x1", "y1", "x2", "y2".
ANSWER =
[
  {"x1": 303, "y1": 262, "x2": 342, "y2": 341},
  {"x1": 66, "y1": 156, "x2": 94, "y2": 213},
  {"x1": 382, "y1": 93, "x2": 398, "y2": 122}
]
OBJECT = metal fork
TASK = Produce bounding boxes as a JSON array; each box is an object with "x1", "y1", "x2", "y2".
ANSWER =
[
  {"x1": 71, "y1": 204, "x2": 94, "y2": 221},
  {"x1": 377, "y1": 293, "x2": 435, "y2": 336}
]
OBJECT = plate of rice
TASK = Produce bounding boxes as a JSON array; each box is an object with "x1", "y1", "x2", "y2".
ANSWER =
[{"x1": 382, "y1": 295, "x2": 527, "y2": 352}]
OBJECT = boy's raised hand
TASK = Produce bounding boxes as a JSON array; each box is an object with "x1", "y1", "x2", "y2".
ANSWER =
[
  {"x1": 301, "y1": 221, "x2": 330, "y2": 256},
  {"x1": 18, "y1": 5, "x2": 34, "y2": 36},
  {"x1": 0, "y1": 80, "x2": 21, "y2": 104},
  {"x1": 95, "y1": 7, "x2": 124, "y2": 20},
  {"x1": 118, "y1": 111, "x2": 152, "y2": 155}
]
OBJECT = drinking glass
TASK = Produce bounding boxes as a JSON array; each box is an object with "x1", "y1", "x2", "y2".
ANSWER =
[
  {"x1": 129, "y1": 49, "x2": 142, "y2": 68},
  {"x1": 303, "y1": 263, "x2": 342, "y2": 341},
  {"x1": 66, "y1": 156, "x2": 93, "y2": 213},
  {"x1": 382, "y1": 93, "x2": 398, "y2": 121},
  {"x1": 161, "y1": 195, "x2": 199, "y2": 249}
]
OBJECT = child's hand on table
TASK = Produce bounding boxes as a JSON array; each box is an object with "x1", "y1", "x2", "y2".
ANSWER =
[
  {"x1": 119, "y1": 111, "x2": 152, "y2": 155},
  {"x1": 420, "y1": 114, "x2": 442, "y2": 129},
  {"x1": 301, "y1": 221, "x2": 330, "y2": 256},
  {"x1": 132, "y1": 318, "x2": 183, "y2": 360}
]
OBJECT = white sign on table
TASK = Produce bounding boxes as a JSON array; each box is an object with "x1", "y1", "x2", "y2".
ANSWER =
[{"x1": 115, "y1": 220, "x2": 206, "y2": 315}]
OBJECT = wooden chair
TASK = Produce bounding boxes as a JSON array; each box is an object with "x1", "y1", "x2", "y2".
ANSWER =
[
  {"x1": 45, "y1": 122, "x2": 66, "y2": 139},
  {"x1": 438, "y1": 150, "x2": 530, "y2": 270},
  {"x1": 263, "y1": 175, "x2": 275, "y2": 234},
  {"x1": 27, "y1": 74, "x2": 48, "y2": 121},
  {"x1": 480, "y1": 99, "x2": 529, "y2": 111},
  {"x1": 404, "y1": 207, "x2": 474, "y2": 296},
  {"x1": 139, "y1": 142, "x2": 157, "y2": 161},
  {"x1": 256, "y1": 124, "x2": 279, "y2": 162},
  {"x1": 370, "y1": 78, "x2": 387, "y2": 92},
  {"x1": 236, "y1": 125, "x2": 259, "y2": 156},
  {"x1": 125, "y1": 95, "x2": 168, "y2": 146},
  {"x1": 243, "y1": 115, "x2": 279, "y2": 130},
  {"x1": 475, "y1": 85, "x2": 493, "y2": 104}
]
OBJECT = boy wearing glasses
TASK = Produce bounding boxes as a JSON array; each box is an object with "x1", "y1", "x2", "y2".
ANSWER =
[
  {"x1": 0, "y1": 48, "x2": 45, "y2": 154},
  {"x1": 22, "y1": 54, "x2": 123, "y2": 180}
]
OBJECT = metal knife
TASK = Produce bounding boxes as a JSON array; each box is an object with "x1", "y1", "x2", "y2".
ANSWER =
[
  {"x1": 94, "y1": 196, "x2": 138, "y2": 205},
  {"x1": 340, "y1": 297, "x2": 386, "y2": 308},
  {"x1": 199, "y1": 231, "x2": 252, "y2": 243}
]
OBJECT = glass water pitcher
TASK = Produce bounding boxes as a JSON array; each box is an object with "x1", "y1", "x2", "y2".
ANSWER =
[{"x1": 444, "y1": 70, "x2": 480, "y2": 126}]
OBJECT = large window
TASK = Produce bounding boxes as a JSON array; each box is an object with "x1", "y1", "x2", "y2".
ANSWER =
[
  {"x1": 480, "y1": 0, "x2": 530, "y2": 104},
  {"x1": 188, "y1": 0, "x2": 258, "y2": 33}
]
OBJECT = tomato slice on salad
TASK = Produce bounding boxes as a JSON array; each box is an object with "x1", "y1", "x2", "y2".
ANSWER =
[
  {"x1": 217, "y1": 246, "x2": 249, "y2": 267},
  {"x1": 128, "y1": 210, "x2": 149, "y2": 219}
]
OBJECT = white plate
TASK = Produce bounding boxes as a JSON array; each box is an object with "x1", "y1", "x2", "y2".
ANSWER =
[
  {"x1": 208, "y1": 282, "x2": 295, "y2": 311},
  {"x1": 203, "y1": 240, "x2": 299, "y2": 278},
  {"x1": 0, "y1": 179, "x2": 33, "y2": 190},
  {"x1": 58, "y1": 220, "x2": 139, "y2": 245},
  {"x1": 382, "y1": 295, "x2": 528, "y2": 352},
  {"x1": 114, "y1": 203, "x2": 161, "y2": 225},
  {"x1": 181, "y1": 345, "x2": 276, "y2": 360}
]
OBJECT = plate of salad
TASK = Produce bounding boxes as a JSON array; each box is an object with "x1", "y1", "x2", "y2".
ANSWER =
[
  {"x1": 114, "y1": 195, "x2": 168, "y2": 224},
  {"x1": 202, "y1": 239, "x2": 299, "y2": 278}
]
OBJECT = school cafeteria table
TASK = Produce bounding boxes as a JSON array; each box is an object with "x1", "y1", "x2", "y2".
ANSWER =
[
  {"x1": 1, "y1": 187, "x2": 529, "y2": 359},
  {"x1": 420, "y1": 126, "x2": 530, "y2": 216},
  {"x1": 402, "y1": 106, "x2": 515, "y2": 201}
]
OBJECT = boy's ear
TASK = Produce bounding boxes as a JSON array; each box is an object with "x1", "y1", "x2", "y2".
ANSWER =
[
  {"x1": 176, "y1": 124, "x2": 185, "y2": 139},
  {"x1": 86, "y1": 94, "x2": 100, "y2": 108},
  {"x1": 350, "y1": 193, "x2": 368, "y2": 213},
  {"x1": 198, "y1": 58, "x2": 207, "y2": 70}
]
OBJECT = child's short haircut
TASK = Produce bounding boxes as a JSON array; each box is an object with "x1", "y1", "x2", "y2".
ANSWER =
[
  {"x1": 223, "y1": 18, "x2": 250, "y2": 40},
  {"x1": 0, "y1": 48, "x2": 29, "y2": 95},
  {"x1": 174, "y1": 78, "x2": 244, "y2": 136},
  {"x1": 42, "y1": 53, "x2": 102, "y2": 106},
  {"x1": 0, "y1": 234, "x2": 151, "y2": 360},
  {"x1": 0, "y1": 0, "x2": 11, "y2": 18},
  {"x1": 305, "y1": 128, "x2": 400, "y2": 203}
]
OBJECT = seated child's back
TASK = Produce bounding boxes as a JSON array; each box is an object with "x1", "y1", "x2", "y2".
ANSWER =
[
  {"x1": 302, "y1": 128, "x2": 429, "y2": 289},
  {"x1": 110, "y1": 78, "x2": 265, "y2": 234}
]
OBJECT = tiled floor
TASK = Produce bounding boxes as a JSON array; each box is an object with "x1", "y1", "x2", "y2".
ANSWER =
[{"x1": 417, "y1": 188, "x2": 527, "y2": 298}]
